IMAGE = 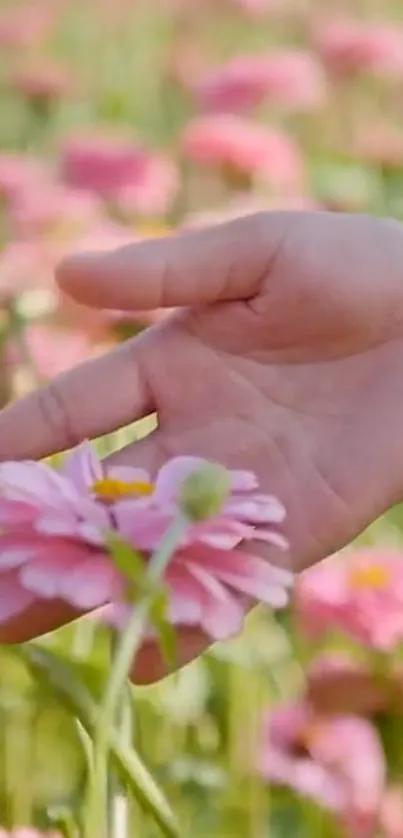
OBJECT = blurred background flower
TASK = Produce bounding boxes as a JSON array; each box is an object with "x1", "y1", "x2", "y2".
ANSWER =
[{"x1": 1, "y1": 0, "x2": 403, "y2": 835}]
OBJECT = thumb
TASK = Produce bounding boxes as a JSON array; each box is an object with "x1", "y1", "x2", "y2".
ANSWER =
[{"x1": 56, "y1": 212, "x2": 289, "y2": 311}]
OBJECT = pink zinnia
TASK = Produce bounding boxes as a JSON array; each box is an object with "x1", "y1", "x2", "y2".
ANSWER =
[
  {"x1": 9, "y1": 182, "x2": 103, "y2": 239},
  {"x1": 114, "y1": 155, "x2": 179, "y2": 218},
  {"x1": 0, "y1": 443, "x2": 291, "y2": 640},
  {"x1": 0, "y1": 240, "x2": 57, "y2": 303},
  {"x1": 182, "y1": 115, "x2": 305, "y2": 192},
  {"x1": 295, "y1": 550, "x2": 403, "y2": 651},
  {"x1": 60, "y1": 132, "x2": 147, "y2": 196},
  {"x1": 194, "y1": 51, "x2": 326, "y2": 114},
  {"x1": 314, "y1": 19, "x2": 403, "y2": 79},
  {"x1": 0, "y1": 5, "x2": 53, "y2": 48},
  {"x1": 380, "y1": 786, "x2": 403, "y2": 838},
  {"x1": 259, "y1": 701, "x2": 385, "y2": 827},
  {"x1": 11, "y1": 60, "x2": 74, "y2": 104},
  {"x1": 0, "y1": 154, "x2": 46, "y2": 204}
]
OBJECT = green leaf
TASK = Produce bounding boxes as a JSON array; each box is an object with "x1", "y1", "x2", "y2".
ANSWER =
[
  {"x1": 31, "y1": 695, "x2": 87, "y2": 808},
  {"x1": 106, "y1": 532, "x2": 149, "y2": 593},
  {"x1": 0, "y1": 649, "x2": 86, "y2": 820},
  {"x1": 18, "y1": 644, "x2": 181, "y2": 838},
  {"x1": 149, "y1": 588, "x2": 178, "y2": 672}
]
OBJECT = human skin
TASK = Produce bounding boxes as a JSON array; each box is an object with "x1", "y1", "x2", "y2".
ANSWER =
[{"x1": 1, "y1": 210, "x2": 403, "y2": 681}]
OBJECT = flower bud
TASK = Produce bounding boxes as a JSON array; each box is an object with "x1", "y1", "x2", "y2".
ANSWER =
[{"x1": 180, "y1": 462, "x2": 231, "y2": 521}]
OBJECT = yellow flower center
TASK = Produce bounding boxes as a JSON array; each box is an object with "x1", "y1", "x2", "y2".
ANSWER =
[
  {"x1": 349, "y1": 564, "x2": 390, "y2": 591},
  {"x1": 92, "y1": 477, "x2": 154, "y2": 501}
]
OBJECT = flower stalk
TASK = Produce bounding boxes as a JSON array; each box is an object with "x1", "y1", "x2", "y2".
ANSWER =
[{"x1": 84, "y1": 514, "x2": 188, "y2": 838}]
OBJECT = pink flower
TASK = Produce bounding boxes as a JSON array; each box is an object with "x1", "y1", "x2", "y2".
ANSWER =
[
  {"x1": 259, "y1": 701, "x2": 385, "y2": 827},
  {"x1": 181, "y1": 115, "x2": 305, "y2": 192},
  {"x1": 9, "y1": 182, "x2": 104, "y2": 239},
  {"x1": 60, "y1": 133, "x2": 179, "y2": 215},
  {"x1": 314, "y1": 19, "x2": 403, "y2": 80},
  {"x1": 0, "y1": 154, "x2": 46, "y2": 204},
  {"x1": 0, "y1": 5, "x2": 53, "y2": 48},
  {"x1": 379, "y1": 786, "x2": 403, "y2": 838},
  {"x1": 0, "y1": 241, "x2": 57, "y2": 303},
  {"x1": 0, "y1": 443, "x2": 291, "y2": 640},
  {"x1": 60, "y1": 132, "x2": 147, "y2": 196},
  {"x1": 114, "y1": 155, "x2": 179, "y2": 218},
  {"x1": 295, "y1": 550, "x2": 403, "y2": 651},
  {"x1": 11, "y1": 60, "x2": 75, "y2": 104},
  {"x1": 193, "y1": 51, "x2": 327, "y2": 114},
  {"x1": 20, "y1": 324, "x2": 94, "y2": 379},
  {"x1": 0, "y1": 830, "x2": 62, "y2": 838}
]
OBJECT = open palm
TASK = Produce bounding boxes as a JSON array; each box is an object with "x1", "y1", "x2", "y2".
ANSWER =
[{"x1": 2, "y1": 210, "x2": 403, "y2": 678}]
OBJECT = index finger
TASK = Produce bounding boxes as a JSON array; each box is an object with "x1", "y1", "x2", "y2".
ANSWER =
[{"x1": 0, "y1": 336, "x2": 154, "y2": 462}]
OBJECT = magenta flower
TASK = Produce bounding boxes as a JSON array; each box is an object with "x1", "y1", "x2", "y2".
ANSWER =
[
  {"x1": 259, "y1": 701, "x2": 385, "y2": 828},
  {"x1": 60, "y1": 132, "x2": 148, "y2": 197},
  {"x1": 314, "y1": 19, "x2": 403, "y2": 80},
  {"x1": 0, "y1": 443, "x2": 291, "y2": 640},
  {"x1": 295, "y1": 549, "x2": 403, "y2": 652},
  {"x1": 193, "y1": 51, "x2": 326, "y2": 115},
  {"x1": 181, "y1": 115, "x2": 305, "y2": 193}
]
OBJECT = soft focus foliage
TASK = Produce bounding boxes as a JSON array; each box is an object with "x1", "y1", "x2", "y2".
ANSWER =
[{"x1": 1, "y1": 0, "x2": 403, "y2": 836}]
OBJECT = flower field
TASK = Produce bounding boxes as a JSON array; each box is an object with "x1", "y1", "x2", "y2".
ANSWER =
[{"x1": 1, "y1": 0, "x2": 403, "y2": 836}]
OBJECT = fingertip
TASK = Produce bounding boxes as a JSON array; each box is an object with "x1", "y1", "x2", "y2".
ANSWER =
[{"x1": 55, "y1": 250, "x2": 102, "y2": 302}]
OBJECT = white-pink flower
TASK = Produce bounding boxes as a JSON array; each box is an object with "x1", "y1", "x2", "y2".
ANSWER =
[
  {"x1": 259, "y1": 701, "x2": 386, "y2": 828},
  {"x1": 0, "y1": 443, "x2": 291, "y2": 640}
]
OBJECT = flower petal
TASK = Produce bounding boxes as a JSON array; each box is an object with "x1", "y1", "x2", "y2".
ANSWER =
[
  {"x1": 0, "y1": 546, "x2": 36, "y2": 570},
  {"x1": 0, "y1": 573, "x2": 35, "y2": 621},
  {"x1": 229, "y1": 470, "x2": 259, "y2": 491},
  {"x1": 154, "y1": 456, "x2": 209, "y2": 503},
  {"x1": 0, "y1": 460, "x2": 82, "y2": 508},
  {"x1": 224, "y1": 494, "x2": 286, "y2": 524},
  {"x1": 58, "y1": 557, "x2": 123, "y2": 609},
  {"x1": 19, "y1": 549, "x2": 82, "y2": 598},
  {"x1": 185, "y1": 561, "x2": 245, "y2": 640},
  {"x1": 115, "y1": 503, "x2": 174, "y2": 550},
  {"x1": 182, "y1": 543, "x2": 293, "y2": 588},
  {"x1": 62, "y1": 440, "x2": 103, "y2": 491}
]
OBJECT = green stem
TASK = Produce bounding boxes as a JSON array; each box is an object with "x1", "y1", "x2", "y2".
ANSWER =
[
  {"x1": 17, "y1": 644, "x2": 180, "y2": 838},
  {"x1": 85, "y1": 515, "x2": 188, "y2": 838}
]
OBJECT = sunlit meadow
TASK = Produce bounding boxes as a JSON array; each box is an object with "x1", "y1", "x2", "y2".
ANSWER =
[{"x1": 1, "y1": 0, "x2": 403, "y2": 836}]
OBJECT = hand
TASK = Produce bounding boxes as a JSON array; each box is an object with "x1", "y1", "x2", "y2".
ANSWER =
[{"x1": 1, "y1": 210, "x2": 403, "y2": 680}]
